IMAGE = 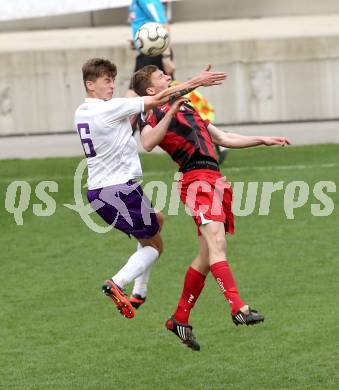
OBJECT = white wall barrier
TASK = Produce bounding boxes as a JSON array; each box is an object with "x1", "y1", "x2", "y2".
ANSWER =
[{"x1": 0, "y1": 16, "x2": 339, "y2": 135}]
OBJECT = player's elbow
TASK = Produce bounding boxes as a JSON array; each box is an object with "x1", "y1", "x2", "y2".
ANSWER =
[
  {"x1": 218, "y1": 134, "x2": 234, "y2": 148},
  {"x1": 142, "y1": 140, "x2": 155, "y2": 152},
  {"x1": 163, "y1": 62, "x2": 175, "y2": 77},
  {"x1": 144, "y1": 145, "x2": 154, "y2": 152},
  {"x1": 213, "y1": 134, "x2": 224, "y2": 147}
]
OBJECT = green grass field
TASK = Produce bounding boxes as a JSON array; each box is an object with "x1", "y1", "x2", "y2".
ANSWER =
[{"x1": 1, "y1": 145, "x2": 338, "y2": 389}]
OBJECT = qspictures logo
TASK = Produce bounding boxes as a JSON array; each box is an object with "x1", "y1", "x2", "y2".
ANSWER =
[{"x1": 2, "y1": 158, "x2": 337, "y2": 232}]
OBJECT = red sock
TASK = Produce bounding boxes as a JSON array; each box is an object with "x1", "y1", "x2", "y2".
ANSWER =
[
  {"x1": 210, "y1": 260, "x2": 245, "y2": 315},
  {"x1": 173, "y1": 267, "x2": 206, "y2": 324}
]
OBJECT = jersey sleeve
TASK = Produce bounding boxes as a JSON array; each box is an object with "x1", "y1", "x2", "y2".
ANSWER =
[
  {"x1": 139, "y1": 110, "x2": 158, "y2": 132},
  {"x1": 101, "y1": 97, "x2": 144, "y2": 126},
  {"x1": 138, "y1": 0, "x2": 168, "y2": 24}
]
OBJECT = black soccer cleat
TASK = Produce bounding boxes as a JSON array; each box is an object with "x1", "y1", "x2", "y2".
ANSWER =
[
  {"x1": 232, "y1": 307, "x2": 264, "y2": 326},
  {"x1": 165, "y1": 315, "x2": 200, "y2": 351},
  {"x1": 129, "y1": 293, "x2": 146, "y2": 309}
]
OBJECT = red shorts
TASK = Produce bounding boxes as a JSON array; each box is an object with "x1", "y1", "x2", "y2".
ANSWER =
[{"x1": 178, "y1": 169, "x2": 234, "y2": 235}]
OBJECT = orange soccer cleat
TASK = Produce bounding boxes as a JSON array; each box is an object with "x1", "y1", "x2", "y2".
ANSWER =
[{"x1": 102, "y1": 279, "x2": 135, "y2": 319}]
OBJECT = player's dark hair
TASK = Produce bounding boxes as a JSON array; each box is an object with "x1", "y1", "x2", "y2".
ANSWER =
[
  {"x1": 82, "y1": 58, "x2": 117, "y2": 91},
  {"x1": 132, "y1": 65, "x2": 159, "y2": 96}
]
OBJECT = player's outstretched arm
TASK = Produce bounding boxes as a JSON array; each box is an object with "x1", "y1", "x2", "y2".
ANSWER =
[
  {"x1": 144, "y1": 65, "x2": 226, "y2": 111},
  {"x1": 141, "y1": 98, "x2": 188, "y2": 152},
  {"x1": 207, "y1": 123, "x2": 291, "y2": 148}
]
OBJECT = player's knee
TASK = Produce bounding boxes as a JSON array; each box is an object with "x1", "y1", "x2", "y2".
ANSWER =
[
  {"x1": 192, "y1": 256, "x2": 210, "y2": 275},
  {"x1": 158, "y1": 241, "x2": 164, "y2": 256},
  {"x1": 147, "y1": 234, "x2": 164, "y2": 256},
  {"x1": 155, "y1": 238, "x2": 164, "y2": 255}
]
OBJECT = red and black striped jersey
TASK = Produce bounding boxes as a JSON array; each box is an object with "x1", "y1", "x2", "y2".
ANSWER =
[{"x1": 139, "y1": 102, "x2": 217, "y2": 169}]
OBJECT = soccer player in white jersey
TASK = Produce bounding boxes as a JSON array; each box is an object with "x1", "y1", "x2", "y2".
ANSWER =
[{"x1": 74, "y1": 58, "x2": 226, "y2": 319}]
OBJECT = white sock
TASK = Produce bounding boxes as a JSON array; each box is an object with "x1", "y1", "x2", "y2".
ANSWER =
[
  {"x1": 131, "y1": 243, "x2": 153, "y2": 298},
  {"x1": 132, "y1": 264, "x2": 152, "y2": 298},
  {"x1": 112, "y1": 245, "x2": 159, "y2": 289}
]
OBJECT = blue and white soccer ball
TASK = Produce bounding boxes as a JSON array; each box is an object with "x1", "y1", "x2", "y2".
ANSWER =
[{"x1": 134, "y1": 22, "x2": 170, "y2": 57}]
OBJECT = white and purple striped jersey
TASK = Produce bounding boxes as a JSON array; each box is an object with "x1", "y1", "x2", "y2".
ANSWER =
[{"x1": 74, "y1": 97, "x2": 144, "y2": 190}]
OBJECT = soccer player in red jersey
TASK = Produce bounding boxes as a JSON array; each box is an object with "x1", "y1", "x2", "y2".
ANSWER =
[
  {"x1": 75, "y1": 59, "x2": 226, "y2": 320},
  {"x1": 132, "y1": 65, "x2": 291, "y2": 350}
]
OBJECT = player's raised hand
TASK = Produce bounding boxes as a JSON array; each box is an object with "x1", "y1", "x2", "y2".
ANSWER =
[
  {"x1": 191, "y1": 65, "x2": 227, "y2": 88},
  {"x1": 159, "y1": 66, "x2": 226, "y2": 108},
  {"x1": 262, "y1": 137, "x2": 291, "y2": 146}
]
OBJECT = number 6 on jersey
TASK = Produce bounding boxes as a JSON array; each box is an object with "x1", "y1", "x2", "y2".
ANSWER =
[{"x1": 77, "y1": 123, "x2": 97, "y2": 158}]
